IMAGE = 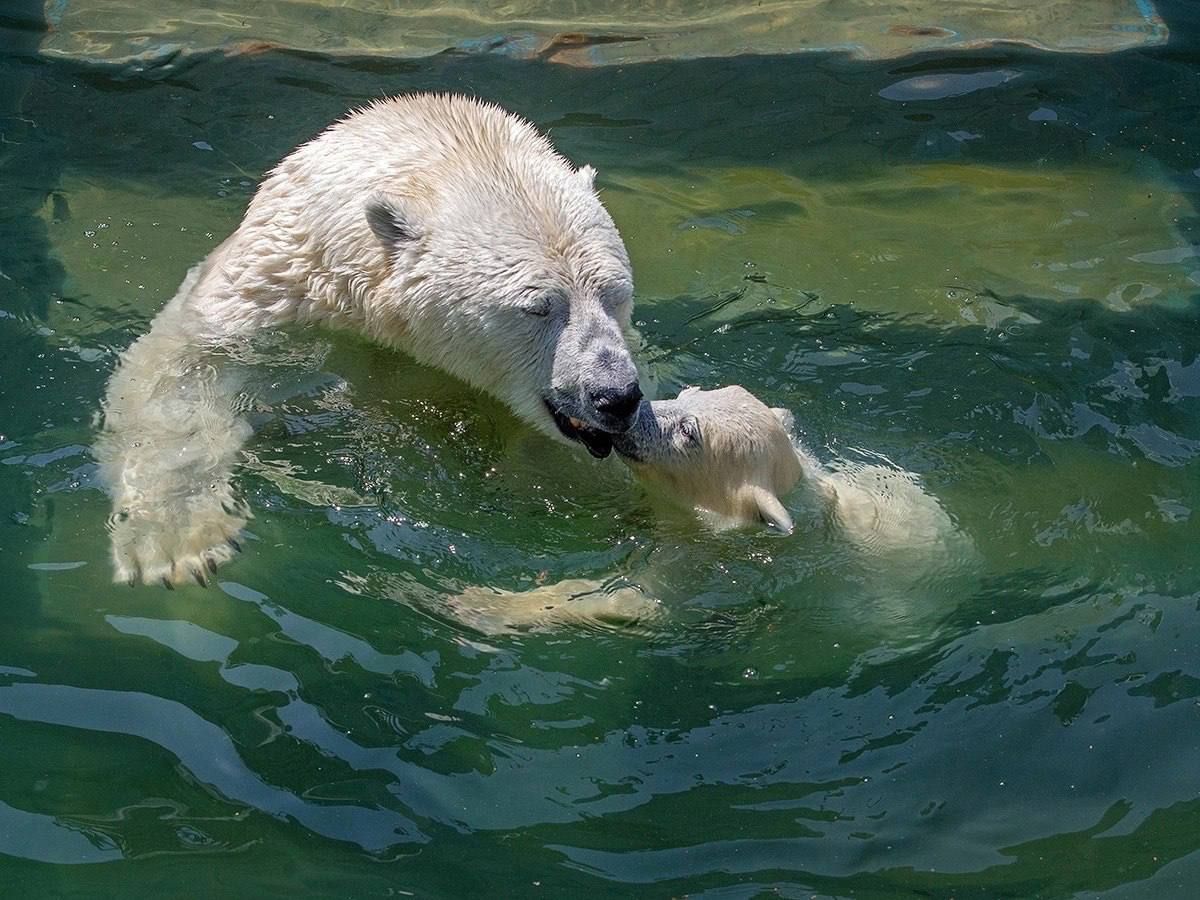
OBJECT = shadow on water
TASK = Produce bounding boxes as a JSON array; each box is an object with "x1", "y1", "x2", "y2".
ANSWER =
[
  {"x1": 1, "y1": 2, "x2": 1200, "y2": 896},
  {"x1": 0, "y1": 1, "x2": 55, "y2": 655}
]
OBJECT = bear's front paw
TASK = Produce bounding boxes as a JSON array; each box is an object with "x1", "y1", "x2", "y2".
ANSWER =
[{"x1": 109, "y1": 493, "x2": 249, "y2": 587}]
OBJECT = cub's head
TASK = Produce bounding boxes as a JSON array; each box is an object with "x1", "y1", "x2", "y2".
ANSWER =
[
  {"x1": 613, "y1": 385, "x2": 803, "y2": 532},
  {"x1": 360, "y1": 96, "x2": 642, "y2": 458}
]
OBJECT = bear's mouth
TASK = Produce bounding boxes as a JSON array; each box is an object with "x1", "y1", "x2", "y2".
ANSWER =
[{"x1": 546, "y1": 400, "x2": 613, "y2": 459}]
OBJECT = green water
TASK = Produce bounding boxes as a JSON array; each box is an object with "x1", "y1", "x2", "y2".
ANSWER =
[{"x1": 2, "y1": 2, "x2": 1200, "y2": 896}]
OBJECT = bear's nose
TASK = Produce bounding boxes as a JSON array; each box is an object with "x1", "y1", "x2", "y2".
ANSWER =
[{"x1": 591, "y1": 382, "x2": 643, "y2": 427}]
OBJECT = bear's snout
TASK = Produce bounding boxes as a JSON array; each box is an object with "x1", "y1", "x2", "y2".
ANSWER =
[{"x1": 589, "y1": 381, "x2": 643, "y2": 431}]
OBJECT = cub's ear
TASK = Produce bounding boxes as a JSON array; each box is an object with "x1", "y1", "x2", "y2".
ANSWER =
[
  {"x1": 770, "y1": 407, "x2": 795, "y2": 434},
  {"x1": 576, "y1": 164, "x2": 596, "y2": 189},
  {"x1": 365, "y1": 194, "x2": 420, "y2": 247},
  {"x1": 751, "y1": 486, "x2": 794, "y2": 535}
]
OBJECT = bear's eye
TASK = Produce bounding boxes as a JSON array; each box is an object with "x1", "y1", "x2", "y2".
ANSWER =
[{"x1": 518, "y1": 290, "x2": 560, "y2": 318}]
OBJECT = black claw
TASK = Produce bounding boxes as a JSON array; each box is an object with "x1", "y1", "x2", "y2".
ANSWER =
[
  {"x1": 162, "y1": 576, "x2": 175, "y2": 590},
  {"x1": 205, "y1": 556, "x2": 218, "y2": 574},
  {"x1": 192, "y1": 568, "x2": 208, "y2": 588},
  {"x1": 227, "y1": 537, "x2": 242, "y2": 554}
]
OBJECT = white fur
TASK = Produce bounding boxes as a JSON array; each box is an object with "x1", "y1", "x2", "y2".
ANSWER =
[
  {"x1": 96, "y1": 95, "x2": 636, "y2": 585},
  {"x1": 95, "y1": 265, "x2": 251, "y2": 585},
  {"x1": 815, "y1": 462, "x2": 956, "y2": 555}
]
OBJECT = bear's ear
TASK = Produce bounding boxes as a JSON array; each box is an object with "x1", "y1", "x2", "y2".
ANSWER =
[
  {"x1": 576, "y1": 164, "x2": 596, "y2": 189},
  {"x1": 365, "y1": 194, "x2": 420, "y2": 248},
  {"x1": 751, "y1": 486, "x2": 794, "y2": 535},
  {"x1": 770, "y1": 407, "x2": 796, "y2": 435}
]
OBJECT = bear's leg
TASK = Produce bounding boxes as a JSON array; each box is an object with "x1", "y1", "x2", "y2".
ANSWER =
[
  {"x1": 95, "y1": 268, "x2": 253, "y2": 586},
  {"x1": 447, "y1": 579, "x2": 663, "y2": 635}
]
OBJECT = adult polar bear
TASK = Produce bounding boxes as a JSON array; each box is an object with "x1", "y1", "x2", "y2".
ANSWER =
[{"x1": 96, "y1": 95, "x2": 643, "y2": 586}]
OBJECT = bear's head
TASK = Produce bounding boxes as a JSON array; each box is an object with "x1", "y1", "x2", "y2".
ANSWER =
[
  {"x1": 612, "y1": 385, "x2": 804, "y2": 533},
  {"x1": 361, "y1": 98, "x2": 641, "y2": 458}
]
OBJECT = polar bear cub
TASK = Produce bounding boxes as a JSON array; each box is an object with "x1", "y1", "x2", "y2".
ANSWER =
[{"x1": 613, "y1": 385, "x2": 957, "y2": 553}]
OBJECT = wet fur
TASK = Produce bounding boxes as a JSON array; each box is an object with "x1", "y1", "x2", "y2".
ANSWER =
[{"x1": 96, "y1": 95, "x2": 638, "y2": 585}]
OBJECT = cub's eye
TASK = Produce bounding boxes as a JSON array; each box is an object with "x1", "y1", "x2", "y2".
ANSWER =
[
  {"x1": 678, "y1": 415, "x2": 702, "y2": 448},
  {"x1": 523, "y1": 302, "x2": 550, "y2": 317}
]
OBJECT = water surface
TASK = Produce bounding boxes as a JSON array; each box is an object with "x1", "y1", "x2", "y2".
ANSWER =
[{"x1": 1, "y1": 2, "x2": 1199, "y2": 897}]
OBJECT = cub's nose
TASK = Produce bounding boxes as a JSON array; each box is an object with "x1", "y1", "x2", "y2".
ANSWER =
[{"x1": 591, "y1": 382, "x2": 643, "y2": 428}]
